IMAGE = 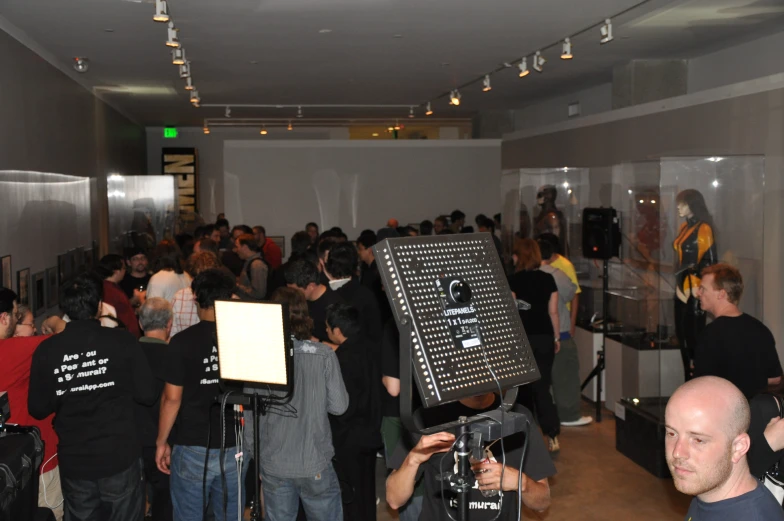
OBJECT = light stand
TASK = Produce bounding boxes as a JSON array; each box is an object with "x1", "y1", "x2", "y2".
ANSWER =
[
  {"x1": 580, "y1": 258, "x2": 608, "y2": 422},
  {"x1": 374, "y1": 233, "x2": 540, "y2": 521}
]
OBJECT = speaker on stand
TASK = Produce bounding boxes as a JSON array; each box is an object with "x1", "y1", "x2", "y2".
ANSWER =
[{"x1": 580, "y1": 207, "x2": 620, "y2": 422}]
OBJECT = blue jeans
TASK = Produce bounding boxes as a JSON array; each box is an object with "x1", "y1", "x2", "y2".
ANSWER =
[
  {"x1": 260, "y1": 464, "x2": 343, "y2": 521},
  {"x1": 170, "y1": 445, "x2": 249, "y2": 521}
]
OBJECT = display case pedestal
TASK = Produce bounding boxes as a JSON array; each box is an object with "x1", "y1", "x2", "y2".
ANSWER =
[{"x1": 615, "y1": 397, "x2": 670, "y2": 478}]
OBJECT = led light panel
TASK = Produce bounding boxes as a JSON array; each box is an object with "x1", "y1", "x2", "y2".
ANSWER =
[
  {"x1": 374, "y1": 233, "x2": 539, "y2": 407},
  {"x1": 214, "y1": 300, "x2": 290, "y2": 386}
]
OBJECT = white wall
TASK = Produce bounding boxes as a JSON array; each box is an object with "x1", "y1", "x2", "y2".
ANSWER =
[
  {"x1": 223, "y1": 140, "x2": 502, "y2": 246},
  {"x1": 513, "y1": 83, "x2": 613, "y2": 132}
]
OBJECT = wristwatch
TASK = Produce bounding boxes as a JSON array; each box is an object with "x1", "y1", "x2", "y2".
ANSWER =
[{"x1": 554, "y1": 337, "x2": 561, "y2": 343}]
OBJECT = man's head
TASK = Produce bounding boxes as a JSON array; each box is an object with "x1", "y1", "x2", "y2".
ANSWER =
[
  {"x1": 537, "y1": 232, "x2": 562, "y2": 257},
  {"x1": 356, "y1": 231, "x2": 377, "y2": 266},
  {"x1": 271, "y1": 287, "x2": 313, "y2": 341},
  {"x1": 317, "y1": 237, "x2": 338, "y2": 272},
  {"x1": 191, "y1": 269, "x2": 235, "y2": 312},
  {"x1": 291, "y1": 231, "x2": 312, "y2": 257},
  {"x1": 216, "y1": 218, "x2": 230, "y2": 239},
  {"x1": 420, "y1": 220, "x2": 434, "y2": 236},
  {"x1": 306, "y1": 222, "x2": 319, "y2": 242},
  {"x1": 450, "y1": 210, "x2": 466, "y2": 231},
  {"x1": 326, "y1": 302, "x2": 361, "y2": 345},
  {"x1": 60, "y1": 273, "x2": 103, "y2": 322},
  {"x1": 665, "y1": 376, "x2": 752, "y2": 501},
  {"x1": 194, "y1": 238, "x2": 219, "y2": 255},
  {"x1": 188, "y1": 251, "x2": 221, "y2": 277},
  {"x1": 14, "y1": 305, "x2": 36, "y2": 337},
  {"x1": 253, "y1": 225, "x2": 267, "y2": 246},
  {"x1": 235, "y1": 233, "x2": 261, "y2": 261},
  {"x1": 125, "y1": 248, "x2": 149, "y2": 276},
  {"x1": 433, "y1": 216, "x2": 447, "y2": 235},
  {"x1": 537, "y1": 238, "x2": 556, "y2": 263},
  {"x1": 203, "y1": 224, "x2": 221, "y2": 243},
  {"x1": 151, "y1": 240, "x2": 184, "y2": 274},
  {"x1": 325, "y1": 241, "x2": 359, "y2": 281},
  {"x1": 476, "y1": 216, "x2": 494, "y2": 234},
  {"x1": 0, "y1": 287, "x2": 19, "y2": 339},
  {"x1": 699, "y1": 264, "x2": 743, "y2": 315},
  {"x1": 284, "y1": 258, "x2": 321, "y2": 300},
  {"x1": 231, "y1": 225, "x2": 253, "y2": 242},
  {"x1": 98, "y1": 254, "x2": 126, "y2": 283},
  {"x1": 138, "y1": 297, "x2": 173, "y2": 341}
]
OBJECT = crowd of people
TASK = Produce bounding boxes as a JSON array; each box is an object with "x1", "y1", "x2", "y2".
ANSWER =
[{"x1": 1, "y1": 208, "x2": 784, "y2": 521}]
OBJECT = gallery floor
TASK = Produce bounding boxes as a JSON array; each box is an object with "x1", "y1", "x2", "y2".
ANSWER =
[{"x1": 374, "y1": 403, "x2": 691, "y2": 521}]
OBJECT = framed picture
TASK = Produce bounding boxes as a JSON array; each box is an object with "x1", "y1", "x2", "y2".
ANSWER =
[
  {"x1": 32, "y1": 272, "x2": 46, "y2": 317},
  {"x1": 17, "y1": 268, "x2": 30, "y2": 306},
  {"x1": 46, "y1": 267, "x2": 58, "y2": 308},
  {"x1": 269, "y1": 236, "x2": 286, "y2": 258},
  {"x1": 1, "y1": 255, "x2": 10, "y2": 289}
]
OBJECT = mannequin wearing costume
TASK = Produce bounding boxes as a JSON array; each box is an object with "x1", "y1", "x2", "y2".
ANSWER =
[
  {"x1": 672, "y1": 189, "x2": 717, "y2": 381},
  {"x1": 533, "y1": 185, "x2": 568, "y2": 254}
]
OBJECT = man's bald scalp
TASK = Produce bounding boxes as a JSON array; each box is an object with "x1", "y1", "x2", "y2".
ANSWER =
[{"x1": 671, "y1": 376, "x2": 750, "y2": 439}]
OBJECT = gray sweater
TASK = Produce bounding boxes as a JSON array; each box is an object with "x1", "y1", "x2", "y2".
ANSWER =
[{"x1": 539, "y1": 264, "x2": 577, "y2": 335}]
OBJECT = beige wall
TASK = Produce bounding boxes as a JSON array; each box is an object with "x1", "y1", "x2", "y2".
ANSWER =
[{"x1": 502, "y1": 82, "x2": 784, "y2": 355}]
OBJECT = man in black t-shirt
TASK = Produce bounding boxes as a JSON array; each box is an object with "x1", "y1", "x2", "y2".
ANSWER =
[
  {"x1": 386, "y1": 393, "x2": 556, "y2": 521},
  {"x1": 156, "y1": 269, "x2": 247, "y2": 520},
  {"x1": 693, "y1": 264, "x2": 782, "y2": 399},
  {"x1": 28, "y1": 273, "x2": 156, "y2": 521},
  {"x1": 285, "y1": 258, "x2": 344, "y2": 343},
  {"x1": 119, "y1": 247, "x2": 151, "y2": 302}
]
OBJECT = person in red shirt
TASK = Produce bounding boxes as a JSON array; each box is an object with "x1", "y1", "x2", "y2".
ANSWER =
[
  {"x1": 96, "y1": 255, "x2": 141, "y2": 338},
  {"x1": 0, "y1": 287, "x2": 63, "y2": 519},
  {"x1": 253, "y1": 225, "x2": 283, "y2": 270}
]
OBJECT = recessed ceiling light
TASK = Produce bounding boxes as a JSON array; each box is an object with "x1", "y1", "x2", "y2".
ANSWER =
[
  {"x1": 372, "y1": 133, "x2": 379, "y2": 137},
  {"x1": 250, "y1": 60, "x2": 258, "y2": 65},
  {"x1": 104, "y1": 29, "x2": 115, "y2": 33},
  {"x1": 73, "y1": 57, "x2": 89, "y2": 73},
  {"x1": 440, "y1": 62, "x2": 450, "y2": 67},
  {"x1": 393, "y1": 34, "x2": 403, "y2": 39},
  {"x1": 319, "y1": 29, "x2": 332, "y2": 34}
]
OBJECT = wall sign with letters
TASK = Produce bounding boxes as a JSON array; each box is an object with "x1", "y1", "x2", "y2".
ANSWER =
[{"x1": 162, "y1": 147, "x2": 199, "y2": 223}]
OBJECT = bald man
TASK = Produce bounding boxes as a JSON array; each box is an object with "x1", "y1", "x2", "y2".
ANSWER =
[{"x1": 665, "y1": 376, "x2": 784, "y2": 519}]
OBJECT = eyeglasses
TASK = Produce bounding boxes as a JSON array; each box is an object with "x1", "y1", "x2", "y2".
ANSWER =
[{"x1": 17, "y1": 322, "x2": 35, "y2": 328}]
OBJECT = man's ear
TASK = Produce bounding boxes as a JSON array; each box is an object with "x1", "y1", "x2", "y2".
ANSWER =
[{"x1": 731, "y1": 432, "x2": 751, "y2": 463}]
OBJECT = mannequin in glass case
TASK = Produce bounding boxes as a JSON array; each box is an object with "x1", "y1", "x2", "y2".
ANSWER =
[
  {"x1": 673, "y1": 189, "x2": 717, "y2": 380},
  {"x1": 534, "y1": 185, "x2": 568, "y2": 253}
]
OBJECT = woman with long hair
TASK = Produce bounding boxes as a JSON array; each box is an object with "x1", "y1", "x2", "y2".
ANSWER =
[
  {"x1": 507, "y1": 238, "x2": 562, "y2": 452},
  {"x1": 146, "y1": 240, "x2": 192, "y2": 303}
]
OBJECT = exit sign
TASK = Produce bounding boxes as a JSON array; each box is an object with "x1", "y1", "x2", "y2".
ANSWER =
[{"x1": 164, "y1": 127, "x2": 178, "y2": 138}]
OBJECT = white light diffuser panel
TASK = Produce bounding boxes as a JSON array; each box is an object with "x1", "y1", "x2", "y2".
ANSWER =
[
  {"x1": 214, "y1": 300, "x2": 289, "y2": 385},
  {"x1": 374, "y1": 233, "x2": 540, "y2": 407}
]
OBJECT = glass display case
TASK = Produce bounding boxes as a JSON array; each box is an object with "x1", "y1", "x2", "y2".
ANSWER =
[{"x1": 106, "y1": 175, "x2": 177, "y2": 254}]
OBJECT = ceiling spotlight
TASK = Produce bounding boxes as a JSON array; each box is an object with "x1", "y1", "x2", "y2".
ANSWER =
[
  {"x1": 225, "y1": 106, "x2": 231, "y2": 118},
  {"x1": 172, "y1": 48, "x2": 186, "y2": 66},
  {"x1": 387, "y1": 126, "x2": 394, "y2": 132},
  {"x1": 518, "y1": 57, "x2": 529, "y2": 78},
  {"x1": 425, "y1": 102, "x2": 433, "y2": 116},
  {"x1": 297, "y1": 106, "x2": 303, "y2": 118},
  {"x1": 372, "y1": 132, "x2": 379, "y2": 137},
  {"x1": 533, "y1": 51, "x2": 545, "y2": 73},
  {"x1": 287, "y1": 121, "x2": 293, "y2": 131},
  {"x1": 178, "y1": 61, "x2": 190, "y2": 79},
  {"x1": 153, "y1": 0, "x2": 169, "y2": 23},
  {"x1": 601, "y1": 18, "x2": 614, "y2": 44},
  {"x1": 408, "y1": 106, "x2": 415, "y2": 118},
  {"x1": 190, "y1": 89, "x2": 200, "y2": 104},
  {"x1": 73, "y1": 57, "x2": 89, "y2": 73},
  {"x1": 449, "y1": 89, "x2": 461, "y2": 106},
  {"x1": 561, "y1": 38, "x2": 573, "y2": 60},
  {"x1": 712, "y1": 180, "x2": 720, "y2": 188},
  {"x1": 482, "y1": 75, "x2": 492, "y2": 92},
  {"x1": 166, "y1": 22, "x2": 180, "y2": 48},
  {"x1": 184, "y1": 77, "x2": 194, "y2": 91},
  {"x1": 260, "y1": 126, "x2": 268, "y2": 135},
  {"x1": 203, "y1": 126, "x2": 210, "y2": 135},
  {"x1": 394, "y1": 120, "x2": 401, "y2": 131}
]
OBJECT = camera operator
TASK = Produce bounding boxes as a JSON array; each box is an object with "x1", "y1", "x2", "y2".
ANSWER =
[
  {"x1": 28, "y1": 273, "x2": 156, "y2": 521},
  {"x1": 386, "y1": 392, "x2": 555, "y2": 520}
]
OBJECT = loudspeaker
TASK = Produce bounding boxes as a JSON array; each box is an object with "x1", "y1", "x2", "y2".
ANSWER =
[{"x1": 582, "y1": 207, "x2": 620, "y2": 260}]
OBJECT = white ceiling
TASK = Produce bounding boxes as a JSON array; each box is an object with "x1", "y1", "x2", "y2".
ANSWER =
[{"x1": 1, "y1": 0, "x2": 783, "y2": 126}]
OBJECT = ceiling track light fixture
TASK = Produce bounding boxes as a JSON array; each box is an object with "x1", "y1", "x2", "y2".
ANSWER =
[
  {"x1": 601, "y1": 18, "x2": 614, "y2": 44},
  {"x1": 518, "y1": 57, "x2": 529, "y2": 78},
  {"x1": 260, "y1": 126, "x2": 268, "y2": 135},
  {"x1": 153, "y1": 0, "x2": 170, "y2": 23},
  {"x1": 166, "y1": 21, "x2": 180, "y2": 48},
  {"x1": 203, "y1": 125, "x2": 210, "y2": 135},
  {"x1": 184, "y1": 77, "x2": 194, "y2": 91},
  {"x1": 425, "y1": 102, "x2": 433, "y2": 116},
  {"x1": 394, "y1": 119, "x2": 401, "y2": 131},
  {"x1": 408, "y1": 106, "x2": 415, "y2": 118},
  {"x1": 190, "y1": 89, "x2": 200, "y2": 105},
  {"x1": 297, "y1": 106, "x2": 303, "y2": 118},
  {"x1": 482, "y1": 75, "x2": 492, "y2": 92},
  {"x1": 178, "y1": 61, "x2": 190, "y2": 79},
  {"x1": 287, "y1": 121, "x2": 293, "y2": 131},
  {"x1": 225, "y1": 106, "x2": 231, "y2": 118},
  {"x1": 561, "y1": 38, "x2": 573, "y2": 60},
  {"x1": 533, "y1": 51, "x2": 545, "y2": 73},
  {"x1": 172, "y1": 48, "x2": 186, "y2": 66},
  {"x1": 73, "y1": 57, "x2": 89, "y2": 73},
  {"x1": 449, "y1": 89, "x2": 461, "y2": 106}
]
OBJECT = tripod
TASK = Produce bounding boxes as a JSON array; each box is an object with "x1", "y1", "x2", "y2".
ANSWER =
[{"x1": 580, "y1": 258, "x2": 608, "y2": 422}]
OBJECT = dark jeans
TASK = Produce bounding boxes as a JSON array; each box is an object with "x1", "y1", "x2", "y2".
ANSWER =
[
  {"x1": 674, "y1": 297, "x2": 706, "y2": 381},
  {"x1": 518, "y1": 334, "x2": 561, "y2": 439},
  {"x1": 61, "y1": 459, "x2": 144, "y2": 521},
  {"x1": 142, "y1": 447, "x2": 172, "y2": 521},
  {"x1": 333, "y1": 449, "x2": 376, "y2": 521}
]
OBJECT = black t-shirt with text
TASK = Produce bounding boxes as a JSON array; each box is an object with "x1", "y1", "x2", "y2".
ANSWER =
[
  {"x1": 507, "y1": 270, "x2": 557, "y2": 336},
  {"x1": 308, "y1": 287, "x2": 344, "y2": 343},
  {"x1": 694, "y1": 313, "x2": 782, "y2": 399},
  {"x1": 388, "y1": 397, "x2": 556, "y2": 521},
  {"x1": 685, "y1": 483, "x2": 784, "y2": 520},
  {"x1": 120, "y1": 272, "x2": 151, "y2": 299},
  {"x1": 161, "y1": 321, "x2": 236, "y2": 448}
]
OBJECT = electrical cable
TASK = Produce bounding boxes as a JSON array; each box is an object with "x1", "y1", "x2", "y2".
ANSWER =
[
  {"x1": 516, "y1": 419, "x2": 532, "y2": 521},
  {"x1": 40, "y1": 452, "x2": 63, "y2": 509},
  {"x1": 220, "y1": 391, "x2": 233, "y2": 521}
]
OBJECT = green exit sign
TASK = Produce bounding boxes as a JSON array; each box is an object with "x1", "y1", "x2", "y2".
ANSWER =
[{"x1": 164, "y1": 127, "x2": 178, "y2": 138}]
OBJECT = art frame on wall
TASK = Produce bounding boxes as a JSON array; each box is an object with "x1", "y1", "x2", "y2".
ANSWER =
[
  {"x1": 46, "y1": 267, "x2": 58, "y2": 309},
  {"x1": 1, "y1": 255, "x2": 10, "y2": 289},
  {"x1": 269, "y1": 236, "x2": 286, "y2": 259},
  {"x1": 17, "y1": 268, "x2": 30, "y2": 306},
  {"x1": 32, "y1": 271, "x2": 46, "y2": 317}
]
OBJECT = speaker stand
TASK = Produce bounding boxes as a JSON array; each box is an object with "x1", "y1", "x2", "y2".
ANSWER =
[{"x1": 581, "y1": 258, "x2": 608, "y2": 422}]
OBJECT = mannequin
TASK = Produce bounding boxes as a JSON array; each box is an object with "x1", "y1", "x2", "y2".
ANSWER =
[
  {"x1": 672, "y1": 189, "x2": 717, "y2": 380},
  {"x1": 533, "y1": 185, "x2": 568, "y2": 254}
]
